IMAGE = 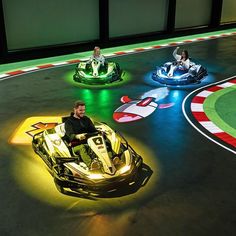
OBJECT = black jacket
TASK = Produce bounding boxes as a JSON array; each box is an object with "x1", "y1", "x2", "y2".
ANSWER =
[{"x1": 64, "y1": 114, "x2": 97, "y2": 142}]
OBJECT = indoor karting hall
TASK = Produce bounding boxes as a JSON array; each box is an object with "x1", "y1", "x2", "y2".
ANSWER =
[{"x1": 0, "y1": 1, "x2": 236, "y2": 236}]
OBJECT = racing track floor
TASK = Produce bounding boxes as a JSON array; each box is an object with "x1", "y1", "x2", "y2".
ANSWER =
[{"x1": 0, "y1": 35, "x2": 236, "y2": 236}]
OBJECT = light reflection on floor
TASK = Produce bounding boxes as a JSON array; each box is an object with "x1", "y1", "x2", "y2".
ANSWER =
[
  {"x1": 143, "y1": 71, "x2": 216, "y2": 90},
  {"x1": 11, "y1": 135, "x2": 160, "y2": 212},
  {"x1": 64, "y1": 70, "x2": 133, "y2": 89}
]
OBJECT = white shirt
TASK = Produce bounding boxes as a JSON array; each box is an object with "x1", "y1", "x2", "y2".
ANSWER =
[
  {"x1": 173, "y1": 48, "x2": 190, "y2": 69},
  {"x1": 88, "y1": 54, "x2": 105, "y2": 65}
]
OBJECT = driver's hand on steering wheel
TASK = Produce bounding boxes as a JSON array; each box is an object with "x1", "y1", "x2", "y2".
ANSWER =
[{"x1": 75, "y1": 133, "x2": 86, "y2": 140}]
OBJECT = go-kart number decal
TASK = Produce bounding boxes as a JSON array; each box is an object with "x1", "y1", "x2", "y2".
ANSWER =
[
  {"x1": 93, "y1": 137, "x2": 103, "y2": 145},
  {"x1": 91, "y1": 137, "x2": 107, "y2": 153}
]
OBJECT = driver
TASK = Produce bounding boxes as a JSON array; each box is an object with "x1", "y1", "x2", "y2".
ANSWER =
[
  {"x1": 87, "y1": 46, "x2": 105, "y2": 66},
  {"x1": 168, "y1": 47, "x2": 190, "y2": 77},
  {"x1": 64, "y1": 100, "x2": 99, "y2": 170}
]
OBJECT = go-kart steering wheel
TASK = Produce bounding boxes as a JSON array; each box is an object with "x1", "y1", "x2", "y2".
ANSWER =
[{"x1": 84, "y1": 131, "x2": 100, "y2": 139}]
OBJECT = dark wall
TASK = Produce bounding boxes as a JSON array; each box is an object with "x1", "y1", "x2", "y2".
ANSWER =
[{"x1": 0, "y1": 0, "x2": 235, "y2": 63}]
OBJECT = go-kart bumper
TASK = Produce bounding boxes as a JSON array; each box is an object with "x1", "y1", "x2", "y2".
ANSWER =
[
  {"x1": 152, "y1": 72, "x2": 198, "y2": 85},
  {"x1": 53, "y1": 155, "x2": 143, "y2": 194},
  {"x1": 152, "y1": 68, "x2": 204, "y2": 85},
  {"x1": 73, "y1": 62, "x2": 121, "y2": 84}
]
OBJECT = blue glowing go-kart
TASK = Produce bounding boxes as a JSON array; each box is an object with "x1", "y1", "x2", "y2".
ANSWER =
[{"x1": 152, "y1": 61, "x2": 207, "y2": 85}]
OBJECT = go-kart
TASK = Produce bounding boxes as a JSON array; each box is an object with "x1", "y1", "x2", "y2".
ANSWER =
[
  {"x1": 152, "y1": 61, "x2": 207, "y2": 85},
  {"x1": 32, "y1": 119, "x2": 143, "y2": 195},
  {"x1": 73, "y1": 59, "x2": 122, "y2": 84}
]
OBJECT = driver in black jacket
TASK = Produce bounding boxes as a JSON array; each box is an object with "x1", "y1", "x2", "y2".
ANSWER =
[{"x1": 64, "y1": 100, "x2": 99, "y2": 170}]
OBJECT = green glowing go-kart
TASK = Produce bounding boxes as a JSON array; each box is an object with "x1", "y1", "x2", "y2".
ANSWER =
[
  {"x1": 73, "y1": 59, "x2": 122, "y2": 84},
  {"x1": 32, "y1": 118, "x2": 143, "y2": 195}
]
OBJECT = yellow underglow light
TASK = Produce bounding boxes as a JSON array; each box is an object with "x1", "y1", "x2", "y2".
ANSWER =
[
  {"x1": 12, "y1": 132, "x2": 160, "y2": 211},
  {"x1": 119, "y1": 165, "x2": 131, "y2": 174},
  {"x1": 9, "y1": 116, "x2": 62, "y2": 145},
  {"x1": 88, "y1": 174, "x2": 104, "y2": 180}
]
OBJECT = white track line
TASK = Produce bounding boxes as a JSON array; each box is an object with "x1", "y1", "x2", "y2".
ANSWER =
[{"x1": 182, "y1": 75, "x2": 236, "y2": 155}]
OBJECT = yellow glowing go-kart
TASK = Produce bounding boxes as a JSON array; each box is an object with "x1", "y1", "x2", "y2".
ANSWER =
[{"x1": 32, "y1": 118, "x2": 143, "y2": 195}]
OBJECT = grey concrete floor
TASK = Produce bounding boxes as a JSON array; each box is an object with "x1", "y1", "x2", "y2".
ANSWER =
[{"x1": 0, "y1": 36, "x2": 236, "y2": 236}]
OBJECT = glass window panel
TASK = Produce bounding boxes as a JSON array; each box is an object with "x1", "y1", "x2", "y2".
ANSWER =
[
  {"x1": 221, "y1": 0, "x2": 236, "y2": 24},
  {"x1": 175, "y1": 0, "x2": 212, "y2": 29},
  {"x1": 3, "y1": 0, "x2": 99, "y2": 50},
  {"x1": 109, "y1": 0, "x2": 169, "y2": 38}
]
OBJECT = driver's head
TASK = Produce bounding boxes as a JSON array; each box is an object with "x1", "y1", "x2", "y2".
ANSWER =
[
  {"x1": 181, "y1": 50, "x2": 189, "y2": 60},
  {"x1": 93, "y1": 46, "x2": 101, "y2": 56},
  {"x1": 74, "y1": 100, "x2": 85, "y2": 118}
]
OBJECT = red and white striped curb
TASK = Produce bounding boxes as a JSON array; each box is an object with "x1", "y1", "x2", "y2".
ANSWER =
[
  {"x1": 0, "y1": 31, "x2": 236, "y2": 81},
  {"x1": 191, "y1": 78, "x2": 236, "y2": 148},
  {"x1": 0, "y1": 59, "x2": 82, "y2": 81}
]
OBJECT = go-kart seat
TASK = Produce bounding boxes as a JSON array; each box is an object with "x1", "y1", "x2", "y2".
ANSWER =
[{"x1": 54, "y1": 123, "x2": 66, "y2": 138}]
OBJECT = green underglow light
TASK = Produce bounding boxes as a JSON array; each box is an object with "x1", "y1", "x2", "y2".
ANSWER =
[{"x1": 64, "y1": 70, "x2": 132, "y2": 89}]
